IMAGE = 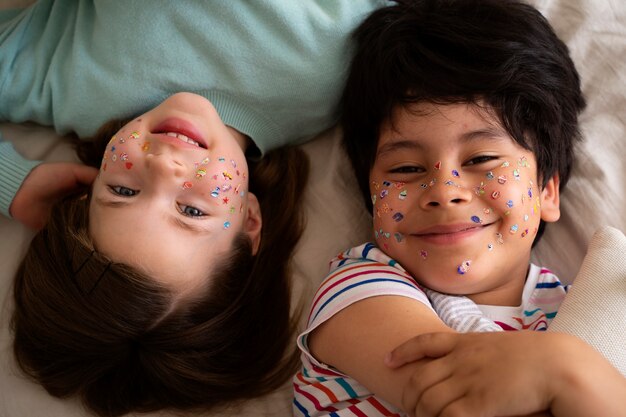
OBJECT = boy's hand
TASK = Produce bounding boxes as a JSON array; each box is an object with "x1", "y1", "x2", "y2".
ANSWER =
[
  {"x1": 384, "y1": 331, "x2": 580, "y2": 417},
  {"x1": 9, "y1": 162, "x2": 98, "y2": 230}
]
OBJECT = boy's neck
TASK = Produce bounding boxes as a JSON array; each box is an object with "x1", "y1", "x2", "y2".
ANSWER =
[{"x1": 466, "y1": 264, "x2": 530, "y2": 307}]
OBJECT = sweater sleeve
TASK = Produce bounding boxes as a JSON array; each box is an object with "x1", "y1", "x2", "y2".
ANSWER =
[{"x1": 0, "y1": 137, "x2": 42, "y2": 218}]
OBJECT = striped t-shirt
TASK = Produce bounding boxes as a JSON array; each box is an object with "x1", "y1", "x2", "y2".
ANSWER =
[{"x1": 293, "y1": 242, "x2": 569, "y2": 416}]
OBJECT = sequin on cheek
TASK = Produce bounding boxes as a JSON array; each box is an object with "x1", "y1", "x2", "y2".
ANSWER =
[
  {"x1": 457, "y1": 260, "x2": 472, "y2": 275},
  {"x1": 392, "y1": 212, "x2": 404, "y2": 222}
]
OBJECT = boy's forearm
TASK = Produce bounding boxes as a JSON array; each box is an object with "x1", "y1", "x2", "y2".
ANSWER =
[
  {"x1": 549, "y1": 333, "x2": 626, "y2": 417},
  {"x1": 0, "y1": 140, "x2": 42, "y2": 217}
]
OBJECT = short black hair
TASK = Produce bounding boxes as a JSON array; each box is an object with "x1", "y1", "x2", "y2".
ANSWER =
[{"x1": 341, "y1": 0, "x2": 586, "y2": 220}]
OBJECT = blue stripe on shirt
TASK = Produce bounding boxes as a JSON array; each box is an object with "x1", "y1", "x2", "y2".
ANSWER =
[
  {"x1": 535, "y1": 282, "x2": 562, "y2": 288},
  {"x1": 336, "y1": 378, "x2": 358, "y2": 398}
]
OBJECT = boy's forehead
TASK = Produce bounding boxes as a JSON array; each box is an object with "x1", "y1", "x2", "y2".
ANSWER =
[{"x1": 380, "y1": 102, "x2": 509, "y2": 143}]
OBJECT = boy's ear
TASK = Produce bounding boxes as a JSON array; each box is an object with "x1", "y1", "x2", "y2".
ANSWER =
[
  {"x1": 540, "y1": 174, "x2": 560, "y2": 222},
  {"x1": 244, "y1": 192, "x2": 263, "y2": 255}
]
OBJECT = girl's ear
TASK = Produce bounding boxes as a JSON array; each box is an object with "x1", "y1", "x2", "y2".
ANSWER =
[
  {"x1": 540, "y1": 174, "x2": 560, "y2": 222},
  {"x1": 244, "y1": 192, "x2": 263, "y2": 255}
]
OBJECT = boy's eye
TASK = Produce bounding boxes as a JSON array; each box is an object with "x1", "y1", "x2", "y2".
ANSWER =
[
  {"x1": 390, "y1": 166, "x2": 424, "y2": 174},
  {"x1": 179, "y1": 205, "x2": 206, "y2": 218},
  {"x1": 465, "y1": 155, "x2": 498, "y2": 165},
  {"x1": 109, "y1": 185, "x2": 138, "y2": 197}
]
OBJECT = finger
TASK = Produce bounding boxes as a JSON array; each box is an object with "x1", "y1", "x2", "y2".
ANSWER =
[
  {"x1": 415, "y1": 376, "x2": 468, "y2": 417},
  {"x1": 72, "y1": 165, "x2": 99, "y2": 185},
  {"x1": 401, "y1": 361, "x2": 456, "y2": 416},
  {"x1": 385, "y1": 332, "x2": 458, "y2": 368}
]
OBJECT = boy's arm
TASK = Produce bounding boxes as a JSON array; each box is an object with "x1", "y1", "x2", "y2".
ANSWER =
[
  {"x1": 308, "y1": 294, "x2": 454, "y2": 411},
  {"x1": 386, "y1": 331, "x2": 626, "y2": 417},
  {"x1": 0, "y1": 141, "x2": 98, "y2": 229}
]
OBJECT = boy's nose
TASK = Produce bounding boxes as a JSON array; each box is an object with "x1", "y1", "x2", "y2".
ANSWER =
[{"x1": 418, "y1": 178, "x2": 473, "y2": 209}]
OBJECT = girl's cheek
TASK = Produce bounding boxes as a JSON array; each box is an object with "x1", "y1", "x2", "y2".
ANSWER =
[
  {"x1": 100, "y1": 131, "x2": 143, "y2": 173},
  {"x1": 193, "y1": 157, "x2": 249, "y2": 215}
]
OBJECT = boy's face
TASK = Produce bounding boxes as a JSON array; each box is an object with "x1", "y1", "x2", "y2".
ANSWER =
[
  {"x1": 370, "y1": 102, "x2": 560, "y2": 305},
  {"x1": 89, "y1": 92, "x2": 261, "y2": 293}
]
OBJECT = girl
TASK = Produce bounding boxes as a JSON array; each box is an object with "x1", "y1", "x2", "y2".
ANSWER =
[
  {"x1": 11, "y1": 92, "x2": 308, "y2": 417},
  {"x1": 0, "y1": 0, "x2": 385, "y2": 415}
]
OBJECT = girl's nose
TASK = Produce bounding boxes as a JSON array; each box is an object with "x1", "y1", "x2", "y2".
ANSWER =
[{"x1": 144, "y1": 153, "x2": 186, "y2": 178}]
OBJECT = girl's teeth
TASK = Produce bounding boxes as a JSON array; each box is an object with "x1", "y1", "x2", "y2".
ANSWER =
[{"x1": 165, "y1": 132, "x2": 200, "y2": 147}]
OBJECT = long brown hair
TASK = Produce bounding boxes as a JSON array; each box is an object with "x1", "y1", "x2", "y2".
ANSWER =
[{"x1": 12, "y1": 120, "x2": 309, "y2": 416}]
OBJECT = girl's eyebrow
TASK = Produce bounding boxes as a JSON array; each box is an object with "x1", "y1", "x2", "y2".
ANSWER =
[
  {"x1": 167, "y1": 215, "x2": 212, "y2": 234},
  {"x1": 94, "y1": 196, "x2": 210, "y2": 234},
  {"x1": 94, "y1": 197, "x2": 130, "y2": 208}
]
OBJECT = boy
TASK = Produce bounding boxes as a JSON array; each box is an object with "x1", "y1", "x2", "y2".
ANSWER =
[{"x1": 293, "y1": 1, "x2": 626, "y2": 416}]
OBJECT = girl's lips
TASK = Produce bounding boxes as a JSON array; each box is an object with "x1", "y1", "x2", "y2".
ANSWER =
[
  {"x1": 414, "y1": 222, "x2": 492, "y2": 245},
  {"x1": 152, "y1": 118, "x2": 207, "y2": 149}
]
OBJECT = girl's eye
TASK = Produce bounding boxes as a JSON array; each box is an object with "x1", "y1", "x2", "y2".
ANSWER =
[
  {"x1": 390, "y1": 166, "x2": 424, "y2": 174},
  {"x1": 109, "y1": 185, "x2": 138, "y2": 196},
  {"x1": 465, "y1": 155, "x2": 498, "y2": 165},
  {"x1": 179, "y1": 205, "x2": 206, "y2": 218}
]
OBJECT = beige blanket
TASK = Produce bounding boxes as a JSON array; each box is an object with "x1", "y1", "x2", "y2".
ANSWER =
[{"x1": 1, "y1": 0, "x2": 625, "y2": 415}]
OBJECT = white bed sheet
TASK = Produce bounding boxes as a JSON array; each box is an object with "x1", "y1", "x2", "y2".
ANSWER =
[{"x1": 1, "y1": 0, "x2": 625, "y2": 416}]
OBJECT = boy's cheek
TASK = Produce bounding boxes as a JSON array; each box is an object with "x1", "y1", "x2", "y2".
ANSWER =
[{"x1": 476, "y1": 164, "x2": 541, "y2": 240}]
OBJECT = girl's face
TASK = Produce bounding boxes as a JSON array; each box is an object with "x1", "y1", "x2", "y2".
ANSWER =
[
  {"x1": 370, "y1": 102, "x2": 560, "y2": 305},
  {"x1": 89, "y1": 93, "x2": 261, "y2": 293}
]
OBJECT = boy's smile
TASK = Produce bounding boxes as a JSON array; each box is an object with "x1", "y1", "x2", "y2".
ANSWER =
[
  {"x1": 370, "y1": 102, "x2": 560, "y2": 305},
  {"x1": 414, "y1": 221, "x2": 495, "y2": 245}
]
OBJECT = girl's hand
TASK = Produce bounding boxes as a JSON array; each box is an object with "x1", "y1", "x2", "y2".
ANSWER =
[
  {"x1": 9, "y1": 162, "x2": 98, "y2": 229},
  {"x1": 385, "y1": 331, "x2": 625, "y2": 417}
]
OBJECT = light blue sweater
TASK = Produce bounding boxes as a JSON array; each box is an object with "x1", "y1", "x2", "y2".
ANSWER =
[{"x1": 0, "y1": 0, "x2": 385, "y2": 216}]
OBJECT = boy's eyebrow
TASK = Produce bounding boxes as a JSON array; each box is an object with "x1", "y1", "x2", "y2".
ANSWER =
[
  {"x1": 376, "y1": 139, "x2": 423, "y2": 157},
  {"x1": 377, "y1": 127, "x2": 509, "y2": 157},
  {"x1": 459, "y1": 127, "x2": 509, "y2": 143}
]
